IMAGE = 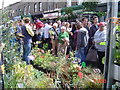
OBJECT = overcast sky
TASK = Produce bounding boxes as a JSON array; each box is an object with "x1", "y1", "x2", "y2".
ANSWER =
[{"x1": 0, "y1": 0, "x2": 21, "y2": 9}]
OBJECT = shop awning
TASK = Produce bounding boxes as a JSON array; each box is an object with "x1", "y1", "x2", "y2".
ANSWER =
[
  {"x1": 31, "y1": 13, "x2": 44, "y2": 20},
  {"x1": 21, "y1": 13, "x2": 44, "y2": 21},
  {"x1": 61, "y1": 5, "x2": 83, "y2": 11},
  {"x1": 41, "y1": 11, "x2": 60, "y2": 20},
  {"x1": 21, "y1": 14, "x2": 32, "y2": 19},
  {"x1": 41, "y1": 16, "x2": 58, "y2": 20}
]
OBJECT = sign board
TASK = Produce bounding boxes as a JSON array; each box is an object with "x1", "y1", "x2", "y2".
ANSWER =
[{"x1": 44, "y1": 12, "x2": 61, "y2": 18}]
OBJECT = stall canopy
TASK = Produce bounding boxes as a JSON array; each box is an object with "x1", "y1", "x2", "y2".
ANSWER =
[
  {"x1": 31, "y1": 13, "x2": 44, "y2": 20},
  {"x1": 61, "y1": 5, "x2": 84, "y2": 15},
  {"x1": 21, "y1": 13, "x2": 44, "y2": 21},
  {"x1": 21, "y1": 14, "x2": 32, "y2": 20},
  {"x1": 43, "y1": 11, "x2": 60, "y2": 19}
]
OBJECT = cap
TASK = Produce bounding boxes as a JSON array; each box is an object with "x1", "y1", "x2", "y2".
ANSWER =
[{"x1": 98, "y1": 22, "x2": 105, "y2": 27}]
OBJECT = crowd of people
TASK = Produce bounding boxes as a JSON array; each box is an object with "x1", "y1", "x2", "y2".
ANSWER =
[{"x1": 13, "y1": 16, "x2": 107, "y2": 73}]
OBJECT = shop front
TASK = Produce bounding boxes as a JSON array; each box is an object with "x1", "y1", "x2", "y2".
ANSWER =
[{"x1": 41, "y1": 11, "x2": 61, "y2": 22}]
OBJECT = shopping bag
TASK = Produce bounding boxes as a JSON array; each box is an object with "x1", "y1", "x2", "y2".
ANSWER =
[{"x1": 86, "y1": 46, "x2": 98, "y2": 62}]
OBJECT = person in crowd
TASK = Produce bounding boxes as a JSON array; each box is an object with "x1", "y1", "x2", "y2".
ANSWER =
[
  {"x1": 34, "y1": 17, "x2": 44, "y2": 31},
  {"x1": 15, "y1": 20, "x2": 24, "y2": 53},
  {"x1": 72, "y1": 23, "x2": 78, "y2": 51},
  {"x1": 89, "y1": 16, "x2": 99, "y2": 47},
  {"x1": 93, "y1": 22, "x2": 106, "y2": 73},
  {"x1": 43, "y1": 21, "x2": 52, "y2": 50},
  {"x1": 62, "y1": 22, "x2": 66, "y2": 26},
  {"x1": 65, "y1": 22, "x2": 73, "y2": 53},
  {"x1": 31, "y1": 23, "x2": 37, "y2": 47},
  {"x1": 49, "y1": 23, "x2": 60, "y2": 56},
  {"x1": 33, "y1": 18, "x2": 44, "y2": 49},
  {"x1": 82, "y1": 17, "x2": 90, "y2": 55},
  {"x1": 57, "y1": 20, "x2": 62, "y2": 31},
  {"x1": 65, "y1": 22, "x2": 72, "y2": 32},
  {"x1": 73, "y1": 21, "x2": 81, "y2": 52},
  {"x1": 74, "y1": 22, "x2": 89, "y2": 65},
  {"x1": 82, "y1": 17, "x2": 89, "y2": 31},
  {"x1": 34, "y1": 17, "x2": 44, "y2": 41},
  {"x1": 88, "y1": 21, "x2": 92, "y2": 31},
  {"x1": 22, "y1": 17, "x2": 34, "y2": 64},
  {"x1": 58, "y1": 26, "x2": 69, "y2": 56}
]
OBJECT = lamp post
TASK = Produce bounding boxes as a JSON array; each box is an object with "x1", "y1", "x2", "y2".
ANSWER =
[{"x1": 103, "y1": 0, "x2": 118, "y2": 89}]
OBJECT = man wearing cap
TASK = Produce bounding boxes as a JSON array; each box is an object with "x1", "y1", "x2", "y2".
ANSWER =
[{"x1": 93, "y1": 22, "x2": 106, "y2": 73}]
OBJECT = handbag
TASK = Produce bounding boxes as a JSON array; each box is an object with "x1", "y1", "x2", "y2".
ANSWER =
[{"x1": 86, "y1": 45, "x2": 98, "y2": 62}]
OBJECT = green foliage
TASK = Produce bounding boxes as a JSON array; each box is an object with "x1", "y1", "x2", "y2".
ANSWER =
[
  {"x1": 33, "y1": 49, "x2": 59, "y2": 70},
  {"x1": 63, "y1": 7, "x2": 73, "y2": 16},
  {"x1": 97, "y1": 11, "x2": 106, "y2": 17},
  {"x1": 61, "y1": 7, "x2": 78, "y2": 21},
  {"x1": 1, "y1": 7, "x2": 104, "y2": 89},
  {"x1": 118, "y1": 12, "x2": 120, "y2": 17},
  {"x1": 82, "y1": 1, "x2": 99, "y2": 11},
  {"x1": 114, "y1": 26, "x2": 120, "y2": 65},
  {"x1": 4, "y1": 61, "x2": 55, "y2": 88}
]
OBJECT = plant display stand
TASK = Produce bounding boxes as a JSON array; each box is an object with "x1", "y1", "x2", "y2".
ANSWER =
[{"x1": 113, "y1": 64, "x2": 120, "y2": 81}]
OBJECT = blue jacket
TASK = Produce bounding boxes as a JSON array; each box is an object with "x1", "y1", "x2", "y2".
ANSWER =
[{"x1": 22, "y1": 25, "x2": 32, "y2": 44}]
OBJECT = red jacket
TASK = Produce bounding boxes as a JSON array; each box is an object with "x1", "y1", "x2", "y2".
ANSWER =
[{"x1": 36, "y1": 21, "x2": 44, "y2": 29}]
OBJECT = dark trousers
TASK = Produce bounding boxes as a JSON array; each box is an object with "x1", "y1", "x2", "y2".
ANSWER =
[
  {"x1": 43, "y1": 38, "x2": 52, "y2": 50},
  {"x1": 97, "y1": 51, "x2": 105, "y2": 73}
]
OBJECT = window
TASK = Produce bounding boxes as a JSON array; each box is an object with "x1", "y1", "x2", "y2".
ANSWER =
[
  {"x1": 34, "y1": 3, "x2": 37, "y2": 12},
  {"x1": 12, "y1": 10, "x2": 14, "y2": 16},
  {"x1": 24, "y1": 6, "x2": 27, "y2": 15},
  {"x1": 48, "y1": 2, "x2": 52, "y2": 11},
  {"x1": 19, "y1": 9, "x2": 21, "y2": 15},
  {"x1": 28, "y1": 5, "x2": 31, "y2": 14},
  {"x1": 54, "y1": 2, "x2": 58, "y2": 9},
  {"x1": 48, "y1": 2, "x2": 50, "y2": 11},
  {"x1": 16, "y1": 10, "x2": 18, "y2": 16},
  {"x1": 77, "y1": 0, "x2": 82, "y2": 5},
  {"x1": 39, "y1": 2, "x2": 42, "y2": 11},
  {"x1": 67, "y1": 0, "x2": 71, "y2": 7}
]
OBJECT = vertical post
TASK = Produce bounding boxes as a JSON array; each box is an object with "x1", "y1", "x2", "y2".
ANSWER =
[
  {"x1": 103, "y1": 2, "x2": 111, "y2": 90},
  {"x1": 103, "y1": 0, "x2": 118, "y2": 89},
  {"x1": 0, "y1": 0, "x2": 4, "y2": 89},
  {"x1": 107, "y1": 1, "x2": 118, "y2": 88},
  {"x1": 0, "y1": 0, "x2": 4, "y2": 42}
]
